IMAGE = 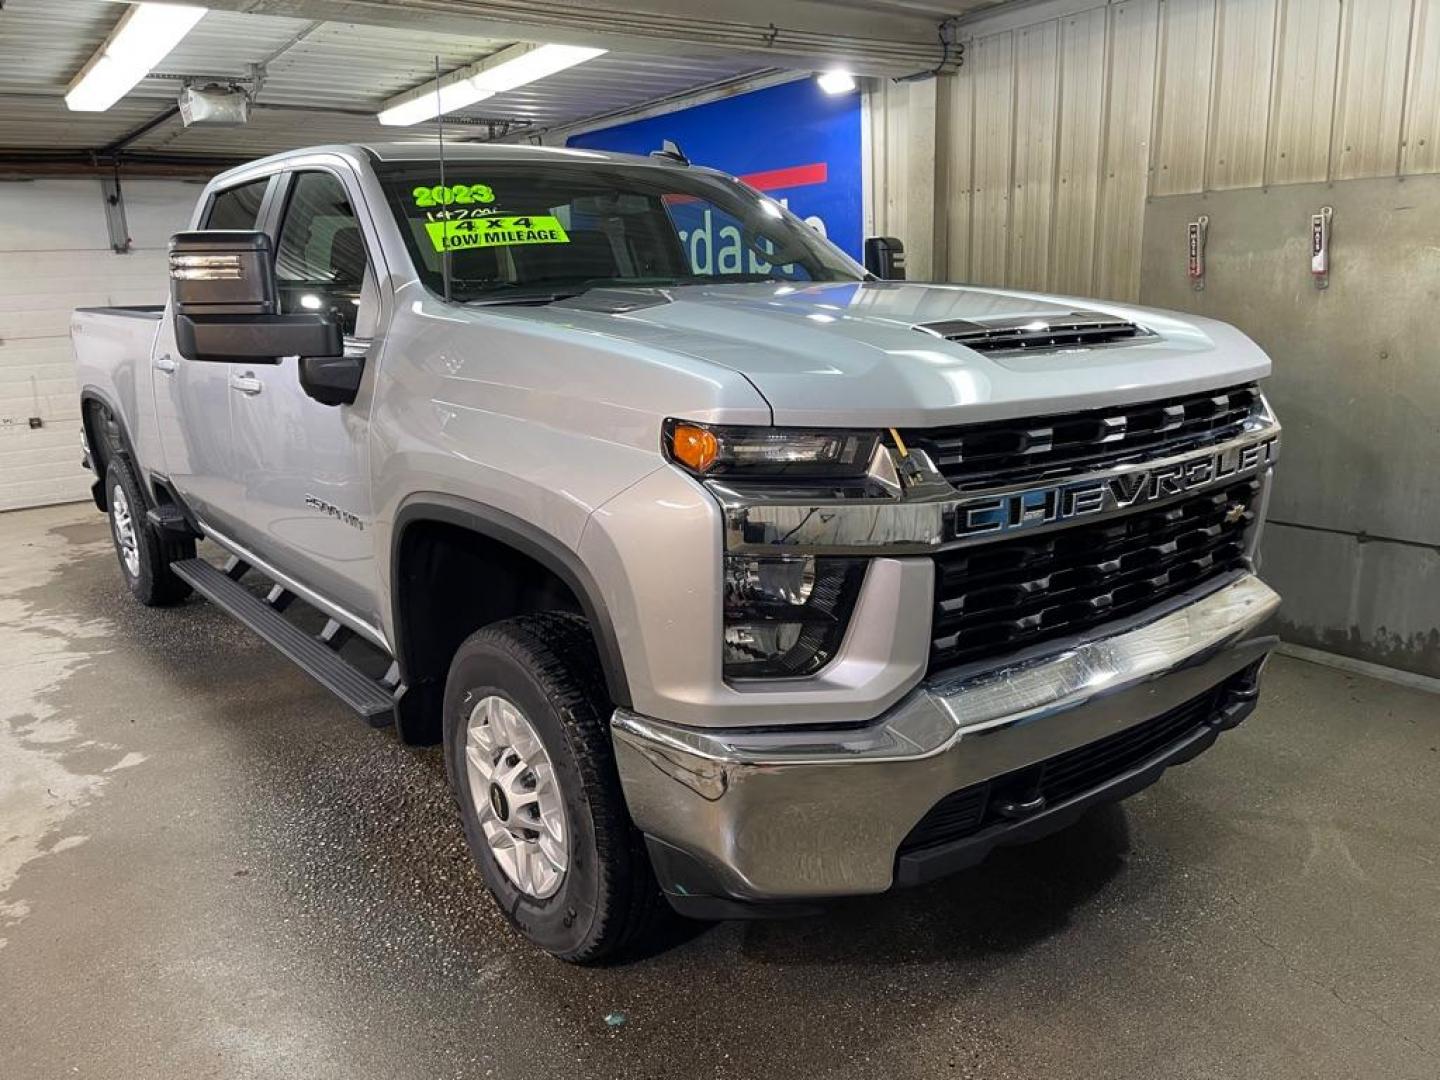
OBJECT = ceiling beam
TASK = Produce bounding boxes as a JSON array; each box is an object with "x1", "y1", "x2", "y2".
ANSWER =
[{"x1": 198, "y1": 0, "x2": 961, "y2": 76}]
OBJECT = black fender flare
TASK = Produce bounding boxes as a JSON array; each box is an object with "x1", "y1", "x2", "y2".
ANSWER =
[
  {"x1": 78, "y1": 387, "x2": 143, "y2": 511},
  {"x1": 390, "y1": 494, "x2": 632, "y2": 709}
]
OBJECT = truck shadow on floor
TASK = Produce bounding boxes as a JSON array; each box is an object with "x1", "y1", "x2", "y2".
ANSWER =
[{"x1": 733, "y1": 804, "x2": 1132, "y2": 966}]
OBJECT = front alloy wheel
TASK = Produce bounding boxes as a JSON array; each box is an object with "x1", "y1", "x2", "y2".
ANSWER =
[
  {"x1": 464, "y1": 695, "x2": 568, "y2": 899},
  {"x1": 443, "y1": 612, "x2": 664, "y2": 962}
]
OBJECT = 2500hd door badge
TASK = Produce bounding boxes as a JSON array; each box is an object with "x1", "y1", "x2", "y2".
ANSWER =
[
  {"x1": 304, "y1": 494, "x2": 365, "y2": 531},
  {"x1": 955, "y1": 432, "x2": 1279, "y2": 540}
]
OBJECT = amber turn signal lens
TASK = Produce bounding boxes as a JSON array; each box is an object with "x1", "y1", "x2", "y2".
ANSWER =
[{"x1": 670, "y1": 423, "x2": 719, "y2": 472}]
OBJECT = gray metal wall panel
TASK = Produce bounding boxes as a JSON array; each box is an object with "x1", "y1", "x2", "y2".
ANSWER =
[
  {"x1": 1208, "y1": 0, "x2": 1279, "y2": 190},
  {"x1": 1008, "y1": 22, "x2": 1060, "y2": 289},
  {"x1": 970, "y1": 31, "x2": 1016, "y2": 285},
  {"x1": 1266, "y1": 0, "x2": 1341, "y2": 185},
  {"x1": 1141, "y1": 177, "x2": 1440, "y2": 677},
  {"x1": 1052, "y1": 6, "x2": 1108, "y2": 296},
  {"x1": 1331, "y1": 0, "x2": 1414, "y2": 180},
  {"x1": 1095, "y1": 0, "x2": 1160, "y2": 301},
  {"x1": 943, "y1": 70, "x2": 976, "y2": 282},
  {"x1": 1152, "y1": 0, "x2": 1218, "y2": 197},
  {"x1": 1262, "y1": 525, "x2": 1440, "y2": 678},
  {"x1": 898, "y1": 0, "x2": 1440, "y2": 301},
  {"x1": 1402, "y1": 0, "x2": 1440, "y2": 175}
]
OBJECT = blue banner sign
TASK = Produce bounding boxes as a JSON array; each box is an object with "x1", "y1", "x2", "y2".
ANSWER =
[{"x1": 566, "y1": 77, "x2": 863, "y2": 260}]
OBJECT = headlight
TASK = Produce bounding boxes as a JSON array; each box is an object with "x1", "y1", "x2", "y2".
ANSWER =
[
  {"x1": 722, "y1": 555, "x2": 866, "y2": 679},
  {"x1": 664, "y1": 419, "x2": 881, "y2": 479}
]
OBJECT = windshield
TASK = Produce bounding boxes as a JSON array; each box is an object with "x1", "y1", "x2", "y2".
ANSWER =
[{"x1": 376, "y1": 159, "x2": 865, "y2": 303}]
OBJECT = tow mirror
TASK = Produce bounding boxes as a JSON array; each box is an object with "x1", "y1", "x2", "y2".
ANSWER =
[
  {"x1": 168, "y1": 230, "x2": 341, "y2": 366},
  {"x1": 863, "y1": 236, "x2": 906, "y2": 280}
]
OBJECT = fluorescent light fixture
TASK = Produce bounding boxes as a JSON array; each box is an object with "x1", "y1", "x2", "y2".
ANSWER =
[
  {"x1": 816, "y1": 69, "x2": 857, "y2": 96},
  {"x1": 66, "y1": 3, "x2": 207, "y2": 112},
  {"x1": 471, "y1": 43, "x2": 606, "y2": 94},
  {"x1": 376, "y1": 42, "x2": 607, "y2": 126},
  {"x1": 377, "y1": 80, "x2": 493, "y2": 127}
]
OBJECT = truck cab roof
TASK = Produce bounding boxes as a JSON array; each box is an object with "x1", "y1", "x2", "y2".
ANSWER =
[{"x1": 205, "y1": 141, "x2": 685, "y2": 191}]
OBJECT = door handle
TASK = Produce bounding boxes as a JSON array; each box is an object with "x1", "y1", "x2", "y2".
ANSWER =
[
  {"x1": 229, "y1": 372, "x2": 263, "y2": 396},
  {"x1": 154, "y1": 354, "x2": 176, "y2": 374}
]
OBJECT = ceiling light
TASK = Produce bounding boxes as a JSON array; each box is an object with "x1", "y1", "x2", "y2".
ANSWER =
[
  {"x1": 816, "y1": 70, "x2": 857, "y2": 96},
  {"x1": 471, "y1": 44, "x2": 606, "y2": 94},
  {"x1": 65, "y1": 3, "x2": 207, "y2": 112},
  {"x1": 377, "y1": 80, "x2": 493, "y2": 126},
  {"x1": 376, "y1": 42, "x2": 606, "y2": 127}
]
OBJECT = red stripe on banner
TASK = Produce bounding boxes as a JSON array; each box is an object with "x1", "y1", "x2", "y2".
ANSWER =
[
  {"x1": 661, "y1": 162, "x2": 829, "y2": 206},
  {"x1": 738, "y1": 162, "x2": 828, "y2": 191}
]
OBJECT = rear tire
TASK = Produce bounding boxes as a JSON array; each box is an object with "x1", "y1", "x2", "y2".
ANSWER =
[
  {"x1": 105, "y1": 458, "x2": 194, "y2": 607},
  {"x1": 443, "y1": 612, "x2": 664, "y2": 963}
]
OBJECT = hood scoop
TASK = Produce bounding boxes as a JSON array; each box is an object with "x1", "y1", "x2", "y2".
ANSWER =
[{"x1": 915, "y1": 309, "x2": 1153, "y2": 355}]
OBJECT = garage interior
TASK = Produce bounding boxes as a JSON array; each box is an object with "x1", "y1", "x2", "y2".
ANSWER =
[{"x1": 2, "y1": 0, "x2": 1438, "y2": 1077}]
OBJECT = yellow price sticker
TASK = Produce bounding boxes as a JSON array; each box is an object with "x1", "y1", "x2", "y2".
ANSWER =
[{"x1": 425, "y1": 215, "x2": 570, "y2": 253}]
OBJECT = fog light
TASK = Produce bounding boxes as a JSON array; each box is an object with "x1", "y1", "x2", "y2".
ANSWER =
[
  {"x1": 725, "y1": 555, "x2": 816, "y2": 607},
  {"x1": 722, "y1": 556, "x2": 866, "y2": 679}
]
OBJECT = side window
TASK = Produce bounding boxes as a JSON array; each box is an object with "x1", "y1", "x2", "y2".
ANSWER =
[
  {"x1": 274, "y1": 172, "x2": 372, "y2": 337},
  {"x1": 203, "y1": 177, "x2": 270, "y2": 229}
]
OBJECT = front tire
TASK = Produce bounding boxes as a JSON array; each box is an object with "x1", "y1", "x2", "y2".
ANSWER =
[
  {"x1": 105, "y1": 458, "x2": 194, "y2": 606},
  {"x1": 443, "y1": 613, "x2": 663, "y2": 963}
]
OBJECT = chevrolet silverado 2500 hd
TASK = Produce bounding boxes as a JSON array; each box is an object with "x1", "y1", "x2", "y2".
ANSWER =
[{"x1": 71, "y1": 143, "x2": 1281, "y2": 961}]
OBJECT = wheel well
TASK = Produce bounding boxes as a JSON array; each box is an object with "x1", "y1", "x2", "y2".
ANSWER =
[
  {"x1": 81, "y1": 396, "x2": 126, "y2": 510},
  {"x1": 392, "y1": 520, "x2": 590, "y2": 744}
]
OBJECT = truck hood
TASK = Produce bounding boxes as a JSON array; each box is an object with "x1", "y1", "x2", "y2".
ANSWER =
[{"x1": 511, "y1": 280, "x2": 1271, "y2": 427}]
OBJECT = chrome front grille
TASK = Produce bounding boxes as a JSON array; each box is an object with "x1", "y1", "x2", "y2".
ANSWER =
[
  {"x1": 928, "y1": 479, "x2": 1259, "y2": 673},
  {"x1": 900, "y1": 383, "x2": 1261, "y2": 492}
]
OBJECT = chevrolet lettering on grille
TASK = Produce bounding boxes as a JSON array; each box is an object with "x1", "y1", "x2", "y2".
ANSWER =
[{"x1": 954, "y1": 432, "x2": 1280, "y2": 540}]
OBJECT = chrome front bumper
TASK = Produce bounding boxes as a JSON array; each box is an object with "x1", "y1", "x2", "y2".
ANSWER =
[{"x1": 611, "y1": 573, "x2": 1280, "y2": 907}]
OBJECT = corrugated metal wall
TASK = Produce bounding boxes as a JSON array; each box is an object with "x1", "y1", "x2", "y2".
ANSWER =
[{"x1": 870, "y1": 0, "x2": 1440, "y2": 298}]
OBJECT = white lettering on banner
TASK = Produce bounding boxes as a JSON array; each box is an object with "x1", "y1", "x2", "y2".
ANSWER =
[{"x1": 676, "y1": 200, "x2": 830, "y2": 277}]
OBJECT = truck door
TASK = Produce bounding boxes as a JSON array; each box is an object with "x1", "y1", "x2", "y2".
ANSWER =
[
  {"x1": 227, "y1": 167, "x2": 383, "y2": 629},
  {"x1": 153, "y1": 174, "x2": 278, "y2": 535}
]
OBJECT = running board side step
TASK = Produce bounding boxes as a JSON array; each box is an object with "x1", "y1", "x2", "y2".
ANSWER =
[{"x1": 170, "y1": 558, "x2": 397, "y2": 726}]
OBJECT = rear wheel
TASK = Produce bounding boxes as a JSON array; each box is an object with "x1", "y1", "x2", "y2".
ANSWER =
[
  {"x1": 443, "y1": 612, "x2": 663, "y2": 962},
  {"x1": 105, "y1": 458, "x2": 194, "y2": 606}
]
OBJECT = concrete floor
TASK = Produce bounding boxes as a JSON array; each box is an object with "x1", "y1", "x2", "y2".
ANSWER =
[{"x1": 2, "y1": 501, "x2": 1438, "y2": 1080}]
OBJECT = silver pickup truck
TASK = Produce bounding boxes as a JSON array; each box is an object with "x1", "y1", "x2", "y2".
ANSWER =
[{"x1": 71, "y1": 142, "x2": 1281, "y2": 962}]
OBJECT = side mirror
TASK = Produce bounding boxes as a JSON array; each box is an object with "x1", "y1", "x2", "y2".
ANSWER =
[
  {"x1": 299, "y1": 353, "x2": 365, "y2": 407},
  {"x1": 863, "y1": 236, "x2": 907, "y2": 280},
  {"x1": 169, "y1": 230, "x2": 342, "y2": 365}
]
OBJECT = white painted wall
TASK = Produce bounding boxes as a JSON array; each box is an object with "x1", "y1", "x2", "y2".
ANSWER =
[{"x1": 0, "y1": 177, "x2": 201, "y2": 511}]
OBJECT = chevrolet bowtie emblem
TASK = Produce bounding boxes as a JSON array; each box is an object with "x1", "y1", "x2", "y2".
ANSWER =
[{"x1": 1223, "y1": 502, "x2": 1248, "y2": 525}]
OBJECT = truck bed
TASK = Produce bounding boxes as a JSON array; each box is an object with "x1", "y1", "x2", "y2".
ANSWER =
[{"x1": 71, "y1": 305, "x2": 167, "y2": 484}]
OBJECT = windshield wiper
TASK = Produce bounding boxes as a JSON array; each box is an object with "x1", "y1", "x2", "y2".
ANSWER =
[
  {"x1": 464, "y1": 291, "x2": 585, "y2": 307},
  {"x1": 458, "y1": 280, "x2": 591, "y2": 306}
]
